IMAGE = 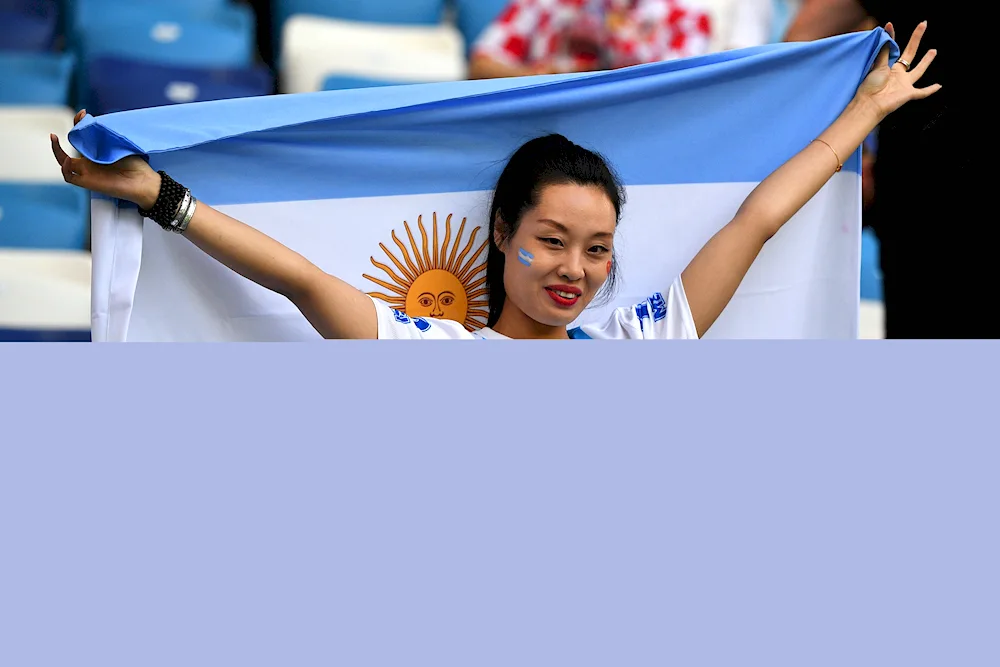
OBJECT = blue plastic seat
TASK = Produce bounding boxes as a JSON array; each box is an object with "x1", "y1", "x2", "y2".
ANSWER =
[
  {"x1": 453, "y1": 0, "x2": 509, "y2": 52},
  {"x1": 0, "y1": 52, "x2": 74, "y2": 105},
  {"x1": 0, "y1": 327, "x2": 91, "y2": 341},
  {"x1": 0, "y1": 184, "x2": 90, "y2": 250},
  {"x1": 68, "y1": 0, "x2": 235, "y2": 43},
  {"x1": 74, "y1": 3, "x2": 255, "y2": 67},
  {"x1": 0, "y1": 0, "x2": 59, "y2": 52},
  {"x1": 860, "y1": 227, "x2": 883, "y2": 302},
  {"x1": 74, "y1": 4, "x2": 257, "y2": 109},
  {"x1": 87, "y1": 56, "x2": 273, "y2": 115}
]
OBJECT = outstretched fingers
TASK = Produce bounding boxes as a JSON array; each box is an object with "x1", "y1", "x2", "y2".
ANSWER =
[
  {"x1": 912, "y1": 82, "x2": 942, "y2": 100},
  {"x1": 908, "y1": 48, "x2": 938, "y2": 82},
  {"x1": 895, "y1": 21, "x2": 927, "y2": 70}
]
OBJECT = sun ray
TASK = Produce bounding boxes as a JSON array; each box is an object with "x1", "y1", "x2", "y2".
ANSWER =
[
  {"x1": 467, "y1": 288, "x2": 489, "y2": 300},
  {"x1": 404, "y1": 221, "x2": 426, "y2": 274},
  {"x1": 378, "y1": 242, "x2": 415, "y2": 284},
  {"x1": 466, "y1": 274, "x2": 487, "y2": 290},
  {"x1": 467, "y1": 309, "x2": 490, "y2": 317},
  {"x1": 432, "y1": 213, "x2": 439, "y2": 269},
  {"x1": 417, "y1": 215, "x2": 432, "y2": 271},
  {"x1": 440, "y1": 214, "x2": 452, "y2": 273},
  {"x1": 363, "y1": 275, "x2": 408, "y2": 297},
  {"x1": 367, "y1": 292, "x2": 406, "y2": 306},
  {"x1": 391, "y1": 230, "x2": 421, "y2": 277},
  {"x1": 452, "y1": 227, "x2": 479, "y2": 278},
  {"x1": 369, "y1": 258, "x2": 411, "y2": 290},
  {"x1": 457, "y1": 240, "x2": 490, "y2": 283},
  {"x1": 445, "y1": 216, "x2": 467, "y2": 273}
]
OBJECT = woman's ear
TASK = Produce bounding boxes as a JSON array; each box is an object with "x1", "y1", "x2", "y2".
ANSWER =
[{"x1": 493, "y1": 215, "x2": 508, "y2": 251}]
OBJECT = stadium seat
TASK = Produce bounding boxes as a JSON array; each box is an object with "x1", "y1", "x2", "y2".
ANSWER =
[
  {"x1": 453, "y1": 0, "x2": 509, "y2": 53},
  {"x1": 275, "y1": 0, "x2": 445, "y2": 29},
  {"x1": 74, "y1": 3, "x2": 256, "y2": 67},
  {"x1": 860, "y1": 226, "x2": 882, "y2": 302},
  {"x1": 87, "y1": 56, "x2": 273, "y2": 115},
  {"x1": 0, "y1": 0, "x2": 59, "y2": 52},
  {"x1": 0, "y1": 52, "x2": 74, "y2": 105},
  {"x1": 0, "y1": 248, "x2": 91, "y2": 341},
  {"x1": 66, "y1": 0, "x2": 232, "y2": 45},
  {"x1": 74, "y1": 3, "x2": 257, "y2": 109},
  {"x1": 273, "y1": 0, "x2": 447, "y2": 58},
  {"x1": 280, "y1": 15, "x2": 465, "y2": 94},
  {"x1": 0, "y1": 183, "x2": 89, "y2": 250},
  {"x1": 858, "y1": 299, "x2": 883, "y2": 339},
  {"x1": 0, "y1": 107, "x2": 78, "y2": 182}
]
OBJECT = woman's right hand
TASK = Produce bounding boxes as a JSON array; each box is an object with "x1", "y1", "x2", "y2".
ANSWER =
[{"x1": 51, "y1": 109, "x2": 161, "y2": 209}]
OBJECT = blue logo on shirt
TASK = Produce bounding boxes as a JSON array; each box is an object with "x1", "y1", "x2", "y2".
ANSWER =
[
  {"x1": 413, "y1": 318, "x2": 432, "y2": 332},
  {"x1": 635, "y1": 293, "x2": 667, "y2": 332},
  {"x1": 650, "y1": 292, "x2": 667, "y2": 322},
  {"x1": 393, "y1": 310, "x2": 411, "y2": 324}
]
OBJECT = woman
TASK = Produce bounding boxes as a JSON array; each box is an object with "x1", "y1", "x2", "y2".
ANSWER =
[{"x1": 50, "y1": 24, "x2": 937, "y2": 341}]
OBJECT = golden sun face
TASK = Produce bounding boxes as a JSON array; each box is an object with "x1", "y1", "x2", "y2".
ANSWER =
[{"x1": 363, "y1": 213, "x2": 490, "y2": 331}]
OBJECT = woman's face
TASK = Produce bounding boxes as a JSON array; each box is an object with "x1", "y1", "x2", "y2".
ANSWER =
[{"x1": 498, "y1": 183, "x2": 617, "y2": 328}]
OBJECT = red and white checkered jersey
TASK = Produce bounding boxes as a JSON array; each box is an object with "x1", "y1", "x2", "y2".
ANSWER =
[{"x1": 472, "y1": 0, "x2": 713, "y2": 73}]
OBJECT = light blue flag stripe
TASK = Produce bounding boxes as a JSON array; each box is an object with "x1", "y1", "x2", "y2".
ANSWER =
[{"x1": 70, "y1": 30, "x2": 896, "y2": 206}]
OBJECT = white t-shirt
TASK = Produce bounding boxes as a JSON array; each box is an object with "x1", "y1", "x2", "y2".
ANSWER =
[{"x1": 371, "y1": 276, "x2": 698, "y2": 340}]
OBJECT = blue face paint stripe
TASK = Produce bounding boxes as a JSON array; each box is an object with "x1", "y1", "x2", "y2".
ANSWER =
[{"x1": 517, "y1": 248, "x2": 534, "y2": 267}]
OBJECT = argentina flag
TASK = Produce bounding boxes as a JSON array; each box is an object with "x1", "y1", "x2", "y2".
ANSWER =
[{"x1": 73, "y1": 29, "x2": 895, "y2": 342}]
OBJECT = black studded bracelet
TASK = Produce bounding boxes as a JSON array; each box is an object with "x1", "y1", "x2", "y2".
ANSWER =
[{"x1": 138, "y1": 171, "x2": 188, "y2": 230}]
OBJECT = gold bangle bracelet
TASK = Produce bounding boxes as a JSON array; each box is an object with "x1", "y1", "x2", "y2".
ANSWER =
[{"x1": 814, "y1": 138, "x2": 843, "y2": 172}]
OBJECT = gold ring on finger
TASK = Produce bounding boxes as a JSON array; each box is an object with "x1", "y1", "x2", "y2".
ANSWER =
[{"x1": 896, "y1": 58, "x2": 911, "y2": 70}]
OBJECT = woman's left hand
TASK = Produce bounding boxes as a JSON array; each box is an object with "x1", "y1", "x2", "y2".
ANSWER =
[{"x1": 856, "y1": 21, "x2": 941, "y2": 120}]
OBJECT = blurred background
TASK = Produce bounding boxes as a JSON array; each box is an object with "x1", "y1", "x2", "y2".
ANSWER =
[{"x1": 0, "y1": 0, "x2": 885, "y2": 341}]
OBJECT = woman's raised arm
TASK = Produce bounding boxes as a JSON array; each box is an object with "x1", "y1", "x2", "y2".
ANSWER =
[
  {"x1": 679, "y1": 22, "x2": 939, "y2": 337},
  {"x1": 51, "y1": 112, "x2": 377, "y2": 339}
]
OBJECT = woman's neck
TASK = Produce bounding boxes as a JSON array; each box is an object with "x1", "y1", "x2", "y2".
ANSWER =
[{"x1": 491, "y1": 299, "x2": 570, "y2": 340}]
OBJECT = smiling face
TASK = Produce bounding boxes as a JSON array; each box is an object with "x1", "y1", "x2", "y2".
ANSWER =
[{"x1": 495, "y1": 182, "x2": 617, "y2": 329}]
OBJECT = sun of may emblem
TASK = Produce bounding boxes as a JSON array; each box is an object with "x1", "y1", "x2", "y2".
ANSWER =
[{"x1": 364, "y1": 213, "x2": 490, "y2": 330}]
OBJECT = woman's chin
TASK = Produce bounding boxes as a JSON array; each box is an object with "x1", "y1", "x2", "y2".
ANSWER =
[{"x1": 532, "y1": 302, "x2": 587, "y2": 328}]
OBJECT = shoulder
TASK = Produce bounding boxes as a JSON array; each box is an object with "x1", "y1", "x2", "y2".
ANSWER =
[{"x1": 573, "y1": 277, "x2": 698, "y2": 340}]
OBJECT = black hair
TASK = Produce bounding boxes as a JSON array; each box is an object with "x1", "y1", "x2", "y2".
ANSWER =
[{"x1": 485, "y1": 134, "x2": 626, "y2": 327}]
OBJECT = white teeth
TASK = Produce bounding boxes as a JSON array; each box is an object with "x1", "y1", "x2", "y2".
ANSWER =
[{"x1": 553, "y1": 290, "x2": 577, "y2": 299}]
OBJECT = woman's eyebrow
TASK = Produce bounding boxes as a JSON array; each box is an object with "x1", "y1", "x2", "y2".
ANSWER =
[{"x1": 537, "y1": 218, "x2": 613, "y2": 240}]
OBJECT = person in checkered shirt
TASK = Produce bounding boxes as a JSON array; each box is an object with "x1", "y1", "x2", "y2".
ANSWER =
[{"x1": 470, "y1": 0, "x2": 714, "y2": 79}]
